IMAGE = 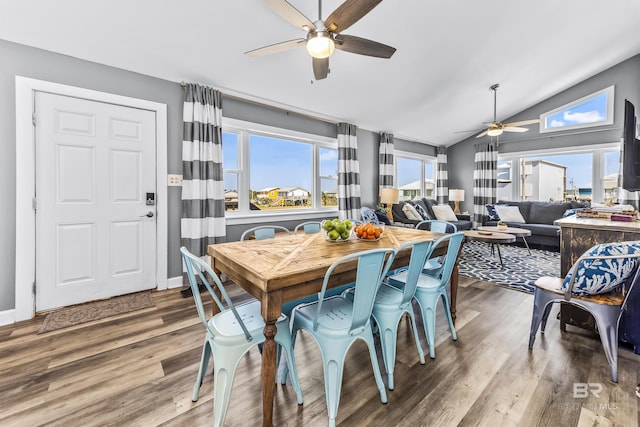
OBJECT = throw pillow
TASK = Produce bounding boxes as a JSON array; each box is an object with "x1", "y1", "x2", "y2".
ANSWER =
[
  {"x1": 374, "y1": 210, "x2": 392, "y2": 225},
  {"x1": 431, "y1": 204, "x2": 458, "y2": 222},
  {"x1": 486, "y1": 204, "x2": 500, "y2": 221},
  {"x1": 402, "y1": 203, "x2": 422, "y2": 221},
  {"x1": 561, "y1": 241, "x2": 640, "y2": 295},
  {"x1": 412, "y1": 202, "x2": 430, "y2": 220},
  {"x1": 494, "y1": 205, "x2": 525, "y2": 223}
]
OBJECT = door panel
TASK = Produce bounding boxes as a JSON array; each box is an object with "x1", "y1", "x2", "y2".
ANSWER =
[{"x1": 35, "y1": 92, "x2": 157, "y2": 311}]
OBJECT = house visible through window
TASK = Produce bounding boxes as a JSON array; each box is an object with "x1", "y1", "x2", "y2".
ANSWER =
[
  {"x1": 540, "y1": 85, "x2": 614, "y2": 133},
  {"x1": 395, "y1": 151, "x2": 436, "y2": 201},
  {"x1": 222, "y1": 119, "x2": 338, "y2": 216},
  {"x1": 497, "y1": 144, "x2": 620, "y2": 203}
]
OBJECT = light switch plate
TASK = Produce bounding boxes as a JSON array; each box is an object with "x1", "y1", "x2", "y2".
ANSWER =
[{"x1": 168, "y1": 174, "x2": 182, "y2": 186}]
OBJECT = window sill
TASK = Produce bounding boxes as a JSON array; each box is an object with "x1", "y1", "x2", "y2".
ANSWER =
[{"x1": 225, "y1": 209, "x2": 339, "y2": 225}]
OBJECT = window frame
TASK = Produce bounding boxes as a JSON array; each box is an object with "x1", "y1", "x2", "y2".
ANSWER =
[
  {"x1": 539, "y1": 85, "x2": 615, "y2": 134},
  {"x1": 497, "y1": 142, "x2": 621, "y2": 203},
  {"x1": 221, "y1": 118, "x2": 338, "y2": 224},
  {"x1": 393, "y1": 150, "x2": 437, "y2": 200}
]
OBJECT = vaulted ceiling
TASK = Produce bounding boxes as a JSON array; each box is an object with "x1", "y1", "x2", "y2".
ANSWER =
[{"x1": 2, "y1": 0, "x2": 640, "y2": 146}]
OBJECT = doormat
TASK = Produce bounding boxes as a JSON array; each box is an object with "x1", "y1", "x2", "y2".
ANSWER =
[
  {"x1": 38, "y1": 291, "x2": 155, "y2": 334},
  {"x1": 457, "y1": 240, "x2": 560, "y2": 293}
]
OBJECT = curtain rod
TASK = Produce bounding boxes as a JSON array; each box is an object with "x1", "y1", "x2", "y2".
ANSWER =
[
  {"x1": 496, "y1": 126, "x2": 623, "y2": 145},
  {"x1": 179, "y1": 80, "x2": 339, "y2": 125}
]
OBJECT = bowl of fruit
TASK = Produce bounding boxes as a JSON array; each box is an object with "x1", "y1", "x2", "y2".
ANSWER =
[
  {"x1": 354, "y1": 222, "x2": 384, "y2": 241},
  {"x1": 321, "y1": 219, "x2": 354, "y2": 242}
]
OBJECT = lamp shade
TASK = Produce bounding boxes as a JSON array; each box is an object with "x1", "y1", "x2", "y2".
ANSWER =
[
  {"x1": 448, "y1": 189, "x2": 465, "y2": 201},
  {"x1": 379, "y1": 188, "x2": 400, "y2": 204}
]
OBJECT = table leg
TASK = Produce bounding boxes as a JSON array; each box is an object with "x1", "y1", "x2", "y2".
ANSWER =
[
  {"x1": 521, "y1": 236, "x2": 532, "y2": 255},
  {"x1": 261, "y1": 322, "x2": 277, "y2": 427},
  {"x1": 496, "y1": 244, "x2": 505, "y2": 268}
]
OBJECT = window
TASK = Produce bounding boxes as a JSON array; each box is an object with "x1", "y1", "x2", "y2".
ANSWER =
[
  {"x1": 540, "y1": 86, "x2": 614, "y2": 133},
  {"x1": 497, "y1": 143, "x2": 620, "y2": 203},
  {"x1": 222, "y1": 118, "x2": 338, "y2": 217},
  {"x1": 394, "y1": 151, "x2": 436, "y2": 201}
]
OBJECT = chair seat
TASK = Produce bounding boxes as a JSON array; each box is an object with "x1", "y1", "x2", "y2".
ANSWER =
[
  {"x1": 534, "y1": 276, "x2": 624, "y2": 306},
  {"x1": 211, "y1": 300, "x2": 288, "y2": 337},
  {"x1": 388, "y1": 270, "x2": 441, "y2": 290},
  {"x1": 294, "y1": 296, "x2": 355, "y2": 333},
  {"x1": 374, "y1": 283, "x2": 404, "y2": 306}
]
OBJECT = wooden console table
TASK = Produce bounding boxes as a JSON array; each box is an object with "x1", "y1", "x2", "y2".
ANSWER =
[{"x1": 555, "y1": 216, "x2": 640, "y2": 345}]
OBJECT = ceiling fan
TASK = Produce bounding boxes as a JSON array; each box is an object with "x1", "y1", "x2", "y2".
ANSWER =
[
  {"x1": 474, "y1": 84, "x2": 540, "y2": 138},
  {"x1": 245, "y1": 0, "x2": 396, "y2": 80}
]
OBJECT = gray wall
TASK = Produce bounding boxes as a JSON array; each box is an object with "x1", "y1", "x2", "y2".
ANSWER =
[
  {"x1": 448, "y1": 54, "x2": 640, "y2": 214},
  {"x1": 1, "y1": 39, "x2": 433, "y2": 312}
]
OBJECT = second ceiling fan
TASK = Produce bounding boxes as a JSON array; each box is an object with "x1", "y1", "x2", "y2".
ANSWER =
[
  {"x1": 475, "y1": 84, "x2": 540, "y2": 138},
  {"x1": 246, "y1": 0, "x2": 396, "y2": 80}
]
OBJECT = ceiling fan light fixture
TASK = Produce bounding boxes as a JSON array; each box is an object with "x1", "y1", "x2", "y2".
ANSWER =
[
  {"x1": 306, "y1": 32, "x2": 335, "y2": 58},
  {"x1": 487, "y1": 128, "x2": 503, "y2": 137}
]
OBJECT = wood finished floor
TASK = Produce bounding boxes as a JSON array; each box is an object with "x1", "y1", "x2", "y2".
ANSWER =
[{"x1": 1, "y1": 277, "x2": 640, "y2": 426}]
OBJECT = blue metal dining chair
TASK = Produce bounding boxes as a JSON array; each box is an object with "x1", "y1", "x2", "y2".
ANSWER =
[
  {"x1": 415, "y1": 220, "x2": 457, "y2": 273},
  {"x1": 240, "y1": 225, "x2": 291, "y2": 240},
  {"x1": 370, "y1": 239, "x2": 435, "y2": 390},
  {"x1": 387, "y1": 232, "x2": 464, "y2": 359},
  {"x1": 180, "y1": 247, "x2": 303, "y2": 427},
  {"x1": 294, "y1": 221, "x2": 322, "y2": 234},
  {"x1": 416, "y1": 219, "x2": 457, "y2": 233},
  {"x1": 289, "y1": 248, "x2": 395, "y2": 427}
]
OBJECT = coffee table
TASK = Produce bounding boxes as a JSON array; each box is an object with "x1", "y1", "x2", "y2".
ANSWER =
[
  {"x1": 478, "y1": 226, "x2": 532, "y2": 255},
  {"x1": 463, "y1": 230, "x2": 516, "y2": 268}
]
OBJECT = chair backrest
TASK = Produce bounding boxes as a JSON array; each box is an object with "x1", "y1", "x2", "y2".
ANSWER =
[
  {"x1": 394, "y1": 239, "x2": 435, "y2": 307},
  {"x1": 294, "y1": 221, "x2": 322, "y2": 234},
  {"x1": 180, "y1": 246, "x2": 253, "y2": 341},
  {"x1": 314, "y1": 248, "x2": 395, "y2": 334},
  {"x1": 240, "y1": 225, "x2": 291, "y2": 241},
  {"x1": 360, "y1": 207, "x2": 380, "y2": 224},
  {"x1": 428, "y1": 232, "x2": 464, "y2": 283},
  {"x1": 416, "y1": 219, "x2": 457, "y2": 233}
]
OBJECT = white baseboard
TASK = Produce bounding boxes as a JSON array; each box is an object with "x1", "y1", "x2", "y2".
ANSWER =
[
  {"x1": 167, "y1": 275, "x2": 184, "y2": 289},
  {"x1": 0, "y1": 309, "x2": 16, "y2": 326}
]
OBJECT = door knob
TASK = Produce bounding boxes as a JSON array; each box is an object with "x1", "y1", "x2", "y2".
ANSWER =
[{"x1": 140, "y1": 211, "x2": 155, "y2": 218}]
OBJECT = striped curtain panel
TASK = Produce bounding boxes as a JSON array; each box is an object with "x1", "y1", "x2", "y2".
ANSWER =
[
  {"x1": 337, "y1": 123, "x2": 361, "y2": 220},
  {"x1": 617, "y1": 139, "x2": 640, "y2": 209},
  {"x1": 379, "y1": 132, "x2": 394, "y2": 187},
  {"x1": 472, "y1": 142, "x2": 498, "y2": 228},
  {"x1": 181, "y1": 83, "x2": 226, "y2": 259},
  {"x1": 436, "y1": 146, "x2": 449, "y2": 204}
]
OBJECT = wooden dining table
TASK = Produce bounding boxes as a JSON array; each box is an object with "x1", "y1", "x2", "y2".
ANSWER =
[{"x1": 208, "y1": 226, "x2": 459, "y2": 427}]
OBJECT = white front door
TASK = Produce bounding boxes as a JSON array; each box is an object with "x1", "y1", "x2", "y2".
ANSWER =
[{"x1": 34, "y1": 92, "x2": 157, "y2": 311}]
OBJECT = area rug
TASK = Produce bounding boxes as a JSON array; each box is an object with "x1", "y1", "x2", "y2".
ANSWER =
[
  {"x1": 457, "y1": 240, "x2": 560, "y2": 293},
  {"x1": 38, "y1": 291, "x2": 155, "y2": 333}
]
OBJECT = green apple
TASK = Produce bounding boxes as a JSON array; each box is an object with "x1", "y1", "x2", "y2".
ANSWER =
[
  {"x1": 328, "y1": 230, "x2": 340, "y2": 240},
  {"x1": 335, "y1": 222, "x2": 346, "y2": 233},
  {"x1": 341, "y1": 230, "x2": 350, "y2": 240},
  {"x1": 322, "y1": 220, "x2": 334, "y2": 231}
]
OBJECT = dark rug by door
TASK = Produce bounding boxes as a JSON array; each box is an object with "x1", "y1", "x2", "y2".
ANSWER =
[
  {"x1": 457, "y1": 240, "x2": 561, "y2": 293},
  {"x1": 38, "y1": 291, "x2": 155, "y2": 334}
]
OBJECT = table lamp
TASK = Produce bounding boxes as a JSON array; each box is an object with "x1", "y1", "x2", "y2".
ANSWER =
[
  {"x1": 379, "y1": 188, "x2": 400, "y2": 223},
  {"x1": 448, "y1": 189, "x2": 465, "y2": 214}
]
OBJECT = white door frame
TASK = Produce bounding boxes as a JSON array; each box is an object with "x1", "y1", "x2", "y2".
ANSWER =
[{"x1": 15, "y1": 76, "x2": 168, "y2": 321}]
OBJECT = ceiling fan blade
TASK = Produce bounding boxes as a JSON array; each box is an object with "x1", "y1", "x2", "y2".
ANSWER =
[
  {"x1": 324, "y1": 0, "x2": 382, "y2": 33},
  {"x1": 313, "y1": 57, "x2": 329, "y2": 80},
  {"x1": 454, "y1": 128, "x2": 483, "y2": 134},
  {"x1": 504, "y1": 119, "x2": 540, "y2": 127},
  {"x1": 263, "y1": 0, "x2": 316, "y2": 31},
  {"x1": 245, "y1": 39, "x2": 306, "y2": 57},
  {"x1": 475, "y1": 130, "x2": 489, "y2": 138},
  {"x1": 503, "y1": 126, "x2": 529, "y2": 133},
  {"x1": 334, "y1": 34, "x2": 396, "y2": 58}
]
